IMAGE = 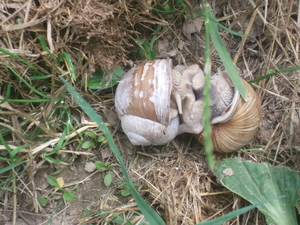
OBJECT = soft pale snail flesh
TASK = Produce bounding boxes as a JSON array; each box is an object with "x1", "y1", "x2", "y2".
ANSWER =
[{"x1": 195, "y1": 70, "x2": 262, "y2": 153}]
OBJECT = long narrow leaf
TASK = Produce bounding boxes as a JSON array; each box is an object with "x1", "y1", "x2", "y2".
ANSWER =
[
  {"x1": 0, "y1": 166, "x2": 27, "y2": 189},
  {"x1": 59, "y1": 53, "x2": 77, "y2": 82},
  {"x1": 0, "y1": 47, "x2": 42, "y2": 76},
  {"x1": 45, "y1": 128, "x2": 67, "y2": 156},
  {"x1": 183, "y1": 10, "x2": 250, "y2": 37},
  {"x1": 197, "y1": 198, "x2": 281, "y2": 225},
  {"x1": 10, "y1": 145, "x2": 27, "y2": 159},
  {"x1": 29, "y1": 75, "x2": 53, "y2": 80},
  {"x1": 61, "y1": 78, "x2": 165, "y2": 224},
  {"x1": 0, "y1": 132, "x2": 12, "y2": 154},
  {"x1": 249, "y1": 66, "x2": 300, "y2": 83},
  {"x1": 202, "y1": 4, "x2": 214, "y2": 169},
  {"x1": 39, "y1": 36, "x2": 59, "y2": 64},
  {"x1": 5, "y1": 99, "x2": 50, "y2": 103},
  {"x1": 5, "y1": 63, "x2": 50, "y2": 99},
  {"x1": 204, "y1": 3, "x2": 247, "y2": 99},
  {"x1": 0, "y1": 161, "x2": 26, "y2": 174}
]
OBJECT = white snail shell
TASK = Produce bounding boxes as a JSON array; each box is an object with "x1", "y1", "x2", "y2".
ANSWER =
[
  {"x1": 195, "y1": 71, "x2": 262, "y2": 153},
  {"x1": 115, "y1": 59, "x2": 180, "y2": 146}
]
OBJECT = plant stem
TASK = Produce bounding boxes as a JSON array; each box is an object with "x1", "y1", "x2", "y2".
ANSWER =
[{"x1": 202, "y1": 1, "x2": 214, "y2": 170}]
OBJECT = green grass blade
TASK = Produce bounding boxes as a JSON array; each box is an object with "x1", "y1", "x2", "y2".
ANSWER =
[
  {"x1": 46, "y1": 202, "x2": 62, "y2": 225},
  {"x1": 202, "y1": 4, "x2": 214, "y2": 170},
  {"x1": 10, "y1": 145, "x2": 27, "y2": 159},
  {"x1": 0, "y1": 47, "x2": 42, "y2": 76},
  {"x1": 59, "y1": 53, "x2": 77, "y2": 81},
  {"x1": 150, "y1": 25, "x2": 162, "y2": 49},
  {"x1": 5, "y1": 63, "x2": 50, "y2": 99},
  {"x1": 0, "y1": 166, "x2": 27, "y2": 191},
  {"x1": 0, "y1": 132, "x2": 12, "y2": 154},
  {"x1": 184, "y1": 10, "x2": 249, "y2": 38},
  {"x1": 5, "y1": 99, "x2": 50, "y2": 103},
  {"x1": 39, "y1": 36, "x2": 59, "y2": 64},
  {"x1": 61, "y1": 78, "x2": 165, "y2": 224},
  {"x1": 204, "y1": 3, "x2": 247, "y2": 99},
  {"x1": 0, "y1": 156, "x2": 11, "y2": 161},
  {"x1": 2, "y1": 82, "x2": 11, "y2": 103},
  {"x1": 196, "y1": 198, "x2": 280, "y2": 225},
  {"x1": 29, "y1": 75, "x2": 53, "y2": 80},
  {"x1": 216, "y1": 22, "x2": 250, "y2": 37},
  {"x1": 43, "y1": 155, "x2": 68, "y2": 165},
  {"x1": 249, "y1": 66, "x2": 300, "y2": 83},
  {"x1": 45, "y1": 128, "x2": 67, "y2": 156},
  {"x1": 4, "y1": 82, "x2": 11, "y2": 100},
  {"x1": 0, "y1": 161, "x2": 26, "y2": 174}
]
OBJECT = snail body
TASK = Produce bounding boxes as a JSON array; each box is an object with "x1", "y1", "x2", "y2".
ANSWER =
[{"x1": 195, "y1": 71, "x2": 262, "y2": 153}]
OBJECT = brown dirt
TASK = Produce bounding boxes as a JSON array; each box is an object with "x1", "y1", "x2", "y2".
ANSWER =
[{"x1": 0, "y1": 0, "x2": 299, "y2": 225}]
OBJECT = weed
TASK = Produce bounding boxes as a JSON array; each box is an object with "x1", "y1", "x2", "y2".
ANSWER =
[
  {"x1": 87, "y1": 68, "x2": 125, "y2": 90},
  {"x1": 118, "y1": 180, "x2": 140, "y2": 197},
  {"x1": 38, "y1": 175, "x2": 76, "y2": 204},
  {"x1": 95, "y1": 161, "x2": 116, "y2": 186},
  {"x1": 82, "y1": 131, "x2": 107, "y2": 149}
]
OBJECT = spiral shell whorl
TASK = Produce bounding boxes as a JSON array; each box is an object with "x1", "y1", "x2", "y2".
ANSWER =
[{"x1": 197, "y1": 79, "x2": 262, "y2": 153}]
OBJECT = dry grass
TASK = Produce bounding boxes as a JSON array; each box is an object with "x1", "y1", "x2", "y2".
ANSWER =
[{"x1": 0, "y1": 0, "x2": 299, "y2": 224}]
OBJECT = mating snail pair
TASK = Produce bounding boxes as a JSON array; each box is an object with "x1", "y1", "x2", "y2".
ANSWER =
[{"x1": 114, "y1": 58, "x2": 262, "y2": 153}]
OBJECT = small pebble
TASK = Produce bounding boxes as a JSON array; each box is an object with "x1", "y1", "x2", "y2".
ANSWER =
[{"x1": 84, "y1": 161, "x2": 96, "y2": 173}]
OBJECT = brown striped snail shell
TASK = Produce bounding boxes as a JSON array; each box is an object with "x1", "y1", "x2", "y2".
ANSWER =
[
  {"x1": 195, "y1": 71, "x2": 262, "y2": 153},
  {"x1": 115, "y1": 58, "x2": 180, "y2": 146}
]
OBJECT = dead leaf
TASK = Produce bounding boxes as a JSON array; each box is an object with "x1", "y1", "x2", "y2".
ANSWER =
[
  {"x1": 101, "y1": 147, "x2": 114, "y2": 160},
  {"x1": 182, "y1": 14, "x2": 203, "y2": 41},
  {"x1": 56, "y1": 177, "x2": 64, "y2": 189},
  {"x1": 103, "y1": 108, "x2": 119, "y2": 126}
]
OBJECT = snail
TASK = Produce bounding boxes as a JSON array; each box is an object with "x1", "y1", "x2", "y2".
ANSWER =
[
  {"x1": 114, "y1": 59, "x2": 205, "y2": 146},
  {"x1": 195, "y1": 70, "x2": 262, "y2": 153},
  {"x1": 115, "y1": 59, "x2": 262, "y2": 150}
]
